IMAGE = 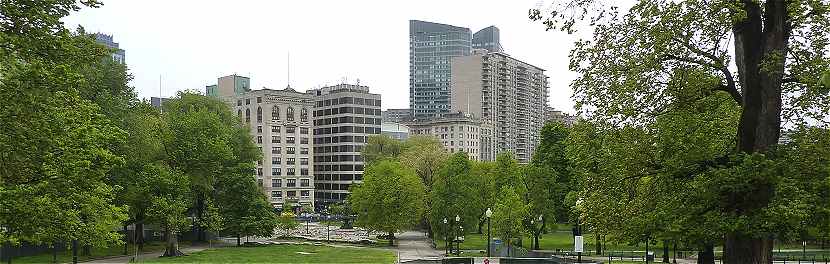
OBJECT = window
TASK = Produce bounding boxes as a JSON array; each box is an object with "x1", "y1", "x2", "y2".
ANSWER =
[
  {"x1": 272, "y1": 136, "x2": 280, "y2": 143},
  {"x1": 272, "y1": 126, "x2": 280, "y2": 133},
  {"x1": 300, "y1": 137, "x2": 308, "y2": 144},
  {"x1": 301, "y1": 168, "x2": 309, "y2": 176},
  {"x1": 237, "y1": 100, "x2": 242, "y2": 106},
  {"x1": 301, "y1": 190, "x2": 310, "y2": 197},
  {"x1": 300, "y1": 147, "x2": 309, "y2": 154},
  {"x1": 271, "y1": 146, "x2": 281, "y2": 154},
  {"x1": 300, "y1": 158, "x2": 308, "y2": 165},
  {"x1": 257, "y1": 179, "x2": 263, "y2": 186},
  {"x1": 272, "y1": 179, "x2": 281, "y2": 188},
  {"x1": 245, "y1": 108, "x2": 250, "y2": 123},
  {"x1": 300, "y1": 108, "x2": 308, "y2": 122},
  {"x1": 286, "y1": 137, "x2": 295, "y2": 144},
  {"x1": 257, "y1": 126, "x2": 262, "y2": 133},
  {"x1": 271, "y1": 168, "x2": 280, "y2": 176},
  {"x1": 287, "y1": 158, "x2": 296, "y2": 165},
  {"x1": 272, "y1": 106, "x2": 280, "y2": 120},
  {"x1": 256, "y1": 97, "x2": 262, "y2": 103},
  {"x1": 287, "y1": 107, "x2": 295, "y2": 121},
  {"x1": 287, "y1": 179, "x2": 296, "y2": 187},
  {"x1": 245, "y1": 98, "x2": 250, "y2": 105},
  {"x1": 287, "y1": 191, "x2": 296, "y2": 197},
  {"x1": 272, "y1": 157, "x2": 281, "y2": 164},
  {"x1": 300, "y1": 127, "x2": 309, "y2": 134},
  {"x1": 256, "y1": 107, "x2": 262, "y2": 123},
  {"x1": 271, "y1": 191, "x2": 282, "y2": 198},
  {"x1": 257, "y1": 168, "x2": 263, "y2": 176},
  {"x1": 287, "y1": 168, "x2": 296, "y2": 175},
  {"x1": 286, "y1": 127, "x2": 296, "y2": 134},
  {"x1": 237, "y1": 109, "x2": 242, "y2": 121},
  {"x1": 287, "y1": 147, "x2": 296, "y2": 154},
  {"x1": 256, "y1": 136, "x2": 262, "y2": 144}
]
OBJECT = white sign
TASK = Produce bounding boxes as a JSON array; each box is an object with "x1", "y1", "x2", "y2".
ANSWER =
[
  {"x1": 574, "y1": 235, "x2": 584, "y2": 253},
  {"x1": 474, "y1": 257, "x2": 500, "y2": 264}
]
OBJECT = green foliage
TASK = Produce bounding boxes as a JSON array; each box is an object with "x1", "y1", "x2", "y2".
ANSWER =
[
  {"x1": 399, "y1": 135, "x2": 449, "y2": 188},
  {"x1": 144, "y1": 164, "x2": 191, "y2": 233},
  {"x1": 492, "y1": 187, "x2": 529, "y2": 249},
  {"x1": 276, "y1": 212, "x2": 299, "y2": 237},
  {"x1": 350, "y1": 160, "x2": 426, "y2": 237},
  {"x1": 530, "y1": 122, "x2": 572, "y2": 223},
  {"x1": 361, "y1": 135, "x2": 404, "y2": 164},
  {"x1": 430, "y1": 153, "x2": 486, "y2": 236}
]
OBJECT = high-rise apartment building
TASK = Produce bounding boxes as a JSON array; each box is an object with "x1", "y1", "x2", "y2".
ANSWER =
[
  {"x1": 381, "y1": 108, "x2": 412, "y2": 123},
  {"x1": 232, "y1": 87, "x2": 316, "y2": 210},
  {"x1": 309, "y1": 84, "x2": 381, "y2": 207},
  {"x1": 472, "y1": 26, "x2": 503, "y2": 52},
  {"x1": 451, "y1": 50, "x2": 549, "y2": 163},
  {"x1": 94, "y1": 33, "x2": 125, "y2": 64},
  {"x1": 409, "y1": 20, "x2": 471, "y2": 119}
]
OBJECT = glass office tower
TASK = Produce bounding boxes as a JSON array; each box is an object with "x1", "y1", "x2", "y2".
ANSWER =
[{"x1": 409, "y1": 20, "x2": 471, "y2": 119}]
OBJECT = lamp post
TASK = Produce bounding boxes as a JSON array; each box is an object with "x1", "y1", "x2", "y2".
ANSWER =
[
  {"x1": 455, "y1": 215, "x2": 461, "y2": 256},
  {"x1": 485, "y1": 208, "x2": 492, "y2": 258},
  {"x1": 443, "y1": 218, "x2": 448, "y2": 255},
  {"x1": 536, "y1": 215, "x2": 542, "y2": 250},
  {"x1": 575, "y1": 199, "x2": 583, "y2": 264}
]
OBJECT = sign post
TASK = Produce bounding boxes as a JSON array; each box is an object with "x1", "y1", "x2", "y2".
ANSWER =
[{"x1": 574, "y1": 235, "x2": 583, "y2": 263}]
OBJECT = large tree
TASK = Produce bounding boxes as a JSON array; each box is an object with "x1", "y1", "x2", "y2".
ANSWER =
[
  {"x1": 532, "y1": 0, "x2": 830, "y2": 261},
  {"x1": 349, "y1": 160, "x2": 426, "y2": 246}
]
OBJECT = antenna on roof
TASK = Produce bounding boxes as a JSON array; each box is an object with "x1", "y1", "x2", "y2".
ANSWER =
[{"x1": 287, "y1": 51, "x2": 290, "y2": 88}]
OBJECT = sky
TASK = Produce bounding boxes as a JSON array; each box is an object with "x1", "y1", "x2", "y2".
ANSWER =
[{"x1": 63, "y1": 0, "x2": 583, "y2": 113}]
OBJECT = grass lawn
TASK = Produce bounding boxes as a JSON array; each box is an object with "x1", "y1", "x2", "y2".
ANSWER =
[
  {"x1": 142, "y1": 244, "x2": 396, "y2": 263},
  {"x1": 13, "y1": 241, "x2": 188, "y2": 263}
]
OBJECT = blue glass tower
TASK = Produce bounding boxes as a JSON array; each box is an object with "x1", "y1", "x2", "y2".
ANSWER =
[{"x1": 409, "y1": 20, "x2": 471, "y2": 119}]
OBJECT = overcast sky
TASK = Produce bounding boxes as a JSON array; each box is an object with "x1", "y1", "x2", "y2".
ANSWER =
[{"x1": 63, "y1": 0, "x2": 583, "y2": 113}]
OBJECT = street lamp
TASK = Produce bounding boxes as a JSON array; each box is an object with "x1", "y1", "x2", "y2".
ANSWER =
[
  {"x1": 455, "y1": 215, "x2": 461, "y2": 255},
  {"x1": 443, "y1": 218, "x2": 448, "y2": 255},
  {"x1": 536, "y1": 215, "x2": 543, "y2": 250},
  {"x1": 575, "y1": 198, "x2": 583, "y2": 263},
  {"x1": 485, "y1": 208, "x2": 492, "y2": 258}
]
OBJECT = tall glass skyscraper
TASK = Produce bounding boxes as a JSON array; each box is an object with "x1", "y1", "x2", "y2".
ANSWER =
[
  {"x1": 472, "y1": 26, "x2": 503, "y2": 52},
  {"x1": 409, "y1": 20, "x2": 471, "y2": 119}
]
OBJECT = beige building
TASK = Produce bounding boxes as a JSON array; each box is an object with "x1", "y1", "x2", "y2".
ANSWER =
[
  {"x1": 451, "y1": 50, "x2": 549, "y2": 163},
  {"x1": 545, "y1": 106, "x2": 577, "y2": 126},
  {"x1": 406, "y1": 113, "x2": 495, "y2": 161},
  {"x1": 219, "y1": 81, "x2": 315, "y2": 210}
]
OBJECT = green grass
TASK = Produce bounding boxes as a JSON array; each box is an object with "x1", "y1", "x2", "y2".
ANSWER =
[
  {"x1": 13, "y1": 241, "x2": 187, "y2": 263},
  {"x1": 142, "y1": 244, "x2": 396, "y2": 263}
]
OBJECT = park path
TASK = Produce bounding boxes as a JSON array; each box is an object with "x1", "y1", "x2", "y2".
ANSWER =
[
  {"x1": 83, "y1": 245, "x2": 215, "y2": 263},
  {"x1": 395, "y1": 231, "x2": 443, "y2": 263}
]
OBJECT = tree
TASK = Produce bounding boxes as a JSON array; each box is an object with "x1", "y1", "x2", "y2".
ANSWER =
[
  {"x1": 429, "y1": 153, "x2": 484, "y2": 249},
  {"x1": 350, "y1": 160, "x2": 426, "y2": 246},
  {"x1": 531, "y1": 122, "x2": 572, "y2": 223},
  {"x1": 276, "y1": 212, "x2": 299, "y2": 238},
  {"x1": 399, "y1": 135, "x2": 449, "y2": 188},
  {"x1": 532, "y1": 0, "x2": 830, "y2": 261},
  {"x1": 216, "y1": 167, "x2": 276, "y2": 246},
  {"x1": 142, "y1": 164, "x2": 190, "y2": 257},
  {"x1": 361, "y1": 135, "x2": 405, "y2": 164},
  {"x1": 523, "y1": 165, "x2": 556, "y2": 250},
  {"x1": 492, "y1": 187, "x2": 529, "y2": 257}
]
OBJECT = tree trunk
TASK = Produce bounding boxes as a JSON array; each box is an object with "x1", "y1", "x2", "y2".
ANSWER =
[
  {"x1": 388, "y1": 232, "x2": 395, "y2": 246},
  {"x1": 123, "y1": 225, "x2": 128, "y2": 255},
  {"x1": 727, "y1": 0, "x2": 790, "y2": 263},
  {"x1": 662, "y1": 240, "x2": 669, "y2": 263},
  {"x1": 697, "y1": 244, "x2": 715, "y2": 264},
  {"x1": 236, "y1": 234, "x2": 241, "y2": 246},
  {"x1": 136, "y1": 219, "x2": 145, "y2": 252},
  {"x1": 595, "y1": 235, "x2": 602, "y2": 255},
  {"x1": 52, "y1": 242, "x2": 58, "y2": 264},
  {"x1": 162, "y1": 227, "x2": 184, "y2": 257},
  {"x1": 82, "y1": 245, "x2": 90, "y2": 256},
  {"x1": 195, "y1": 197, "x2": 206, "y2": 242},
  {"x1": 534, "y1": 232, "x2": 540, "y2": 250}
]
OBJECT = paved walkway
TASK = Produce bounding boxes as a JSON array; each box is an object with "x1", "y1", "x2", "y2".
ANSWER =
[
  {"x1": 395, "y1": 231, "x2": 443, "y2": 263},
  {"x1": 84, "y1": 245, "x2": 216, "y2": 263}
]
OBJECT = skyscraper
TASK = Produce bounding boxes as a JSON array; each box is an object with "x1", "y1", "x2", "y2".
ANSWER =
[
  {"x1": 94, "y1": 33, "x2": 125, "y2": 64},
  {"x1": 451, "y1": 50, "x2": 549, "y2": 163},
  {"x1": 472, "y1": 26, "x2": 503, "y2": 52},
  {"x1": 309, "y1": 84, "x2": 381, "y2": 207},
  {"x1": 409, "y1": 20, "x2": 471, "y2": 119}
]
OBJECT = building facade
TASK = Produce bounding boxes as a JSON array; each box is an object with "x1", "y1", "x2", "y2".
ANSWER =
[
  {"x1": 409, "y1": 20, "x2": 471, "y2": 119},
  {"x1": 206, "y1": 74, "x2": 251, "y2": 98},
  {"x1": 309, "y1": 84, "x2": 381, "y2": 207},
  {"x1": 150, "y1": 97, "x2": 168, "y2": 109},
  {"x1": 212, "y1": 81, "x2": 316, "y2": 210},
  {"x1": 472, "y1": 26, "x2": 503, "y2": 53},
  {"x1": 451, "y1": 50, "x2": 549, "y2": 163},
  {"x1": 545, "y1": 107, "x2": 576, "y2": 126},
  {"x1": 94, "y1": 33, "x2": 125, "y2": 64},
  {"x1": 406, "y1": 113, "x2": 493, "y2": 161},
  {"x1": 381, "y1": 122, "x2": 409, "y2": 141},
  {"x1": 381, "y1": 108, "x2": 412, "y2": 123}
]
